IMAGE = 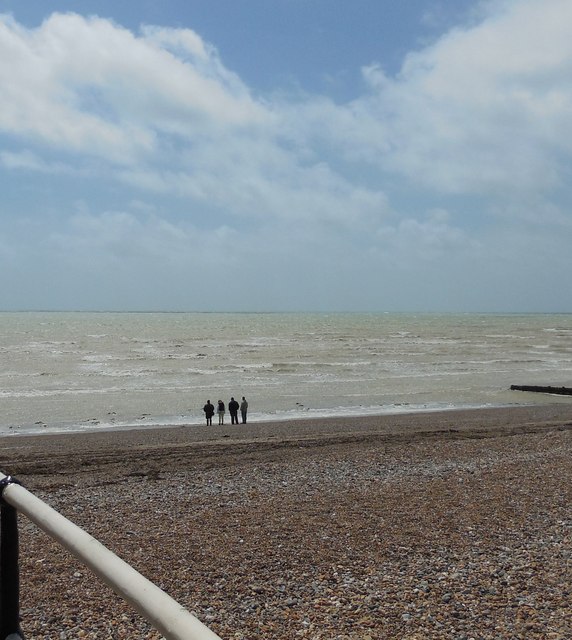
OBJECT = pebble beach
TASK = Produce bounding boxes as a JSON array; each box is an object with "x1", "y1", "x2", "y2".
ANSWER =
[{"x1": 2, "y1": 405, "x2": 572, "y2": 639}]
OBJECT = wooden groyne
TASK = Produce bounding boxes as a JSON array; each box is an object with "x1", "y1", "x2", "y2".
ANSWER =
[{"x1": 510, "y1": 385, "x2": 572, "y2": 396}]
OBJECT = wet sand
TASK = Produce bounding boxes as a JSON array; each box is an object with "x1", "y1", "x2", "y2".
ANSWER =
[{"x1": 2, "y1": 404, "x2": 572, "y2": 639}]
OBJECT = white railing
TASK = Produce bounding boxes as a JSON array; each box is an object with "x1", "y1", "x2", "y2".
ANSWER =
[{"x1": 0, "y1": 471, "x2": 222, "y2": 640}]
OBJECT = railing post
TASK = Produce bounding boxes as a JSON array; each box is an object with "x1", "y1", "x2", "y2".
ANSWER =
[{"x1": 0, "y1": 476, "x2": 25, "y2": 640}]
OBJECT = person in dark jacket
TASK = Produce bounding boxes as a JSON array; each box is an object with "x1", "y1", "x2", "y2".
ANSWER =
[
  {"x1": 203, "y1": 400, "x2": 215, "y2": 426},
  {"x1": 228, "y1": 397, "x2": 240, "y2": 424}
]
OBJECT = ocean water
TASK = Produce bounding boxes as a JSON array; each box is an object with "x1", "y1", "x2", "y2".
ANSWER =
[{"x1": 1, "y1": 312, "x2": 571, "y2": 436}]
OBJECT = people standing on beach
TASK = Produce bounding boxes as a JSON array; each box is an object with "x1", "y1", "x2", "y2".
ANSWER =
[
  {"x1": 240, "y1": 396, "x2": 248, "y2": 424},
  {"x1": 203, "y1": 400, "x2": 214, "y2": 426},
  {"x1": 229, "y1": 397, "x2": 240, "y2": 424},
  {"x1": 217, "y1": 400, "x2": 225, "y2": 425}
]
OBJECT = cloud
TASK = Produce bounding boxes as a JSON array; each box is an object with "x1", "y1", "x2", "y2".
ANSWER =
[
  {"x1": 374, "y1": 209, "x2": 479, "y2": 266},
  {"x1": 0, "y1": 1, "x2": 571, "y2": 311},
  {"x1": 271, "y1": 0, "x2": 572, "y2": 204},
  {"x1": 3, "y1": 3, "x2": 570, "y2": 211},
  {"x1": 0, "y1": 11, "x2": 389, "y2": 231},
  {"x1": 348, "y1": 0, "x2": 572, "y2": 195},
  {"x1": 0, "y1": 12, "x2": 269, "y2": 165},
  {"x1": 0, "y1": 148, "x2": 82, "y2": 174}
]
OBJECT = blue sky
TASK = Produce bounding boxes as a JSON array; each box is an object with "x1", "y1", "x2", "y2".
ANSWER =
[{"x1": 0, "y1": 0, "x2": 571, "y2": 312}]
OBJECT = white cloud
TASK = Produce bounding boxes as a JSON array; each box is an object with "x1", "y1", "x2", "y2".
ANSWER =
[
  {"x1": 0, "y1": 11, "x2": 386, "y2": 231},
  {"x1": 0, "y1": 149, "x2": 80, "y2": 174},
  {"x1": 4, "y1": 3, "x2": 569, "y2": 215},
  {"x1": 0, "y1": 12, "x2": 269, "y2": 166},
  {"x1": 1, "y1": 149, "x2": 53, "y2": 171},
  {"x1": 0, "y1": 14, "x2": 152, "y2": 163},
  {"x1": 348, "y1": 0, "x2": 572, "y2": 194},
  {"x1": 2, "y1": 2, "x2": 571, "y2": 197},
  {"x1": 0, "y1": 2, "x2": 571, "y2": 311}
]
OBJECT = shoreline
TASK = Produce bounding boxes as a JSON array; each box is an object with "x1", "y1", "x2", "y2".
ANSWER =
[
  {"x1": 3, "y1": 403, "x2": 572, "y2": 481},
  {"x1": 3, "y1": 391, "x2": 572, "y2": 439},
  {"x1": 0, "y1": 401, "x2": 514, "y2": 439}
]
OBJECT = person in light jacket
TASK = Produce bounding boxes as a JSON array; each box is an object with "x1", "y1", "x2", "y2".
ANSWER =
[
  {"x1": 217, "y1": 400, "x2": 225, "y2": 425},
  {"x1": 240, "y1": 396, "x2": 248, "y2": 424}
]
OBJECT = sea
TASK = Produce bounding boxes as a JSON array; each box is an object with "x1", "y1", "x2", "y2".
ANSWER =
[{"x1": 1, "y1": 312, "x2": 571, "y2": 437}]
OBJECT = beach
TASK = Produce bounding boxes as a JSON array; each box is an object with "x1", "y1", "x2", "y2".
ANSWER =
[{"x1": 2, "y1": 404, "x2": 572, "y2": 639}]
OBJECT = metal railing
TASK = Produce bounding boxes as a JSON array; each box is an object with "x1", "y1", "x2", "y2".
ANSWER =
[{"x1": 0, "y1": 471, "x2": 222, "y2": 640}]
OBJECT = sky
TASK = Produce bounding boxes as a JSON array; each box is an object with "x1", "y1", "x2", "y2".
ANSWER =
[{"x1": 0, "y1": 0, "x2": 571, "y2": 313}]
